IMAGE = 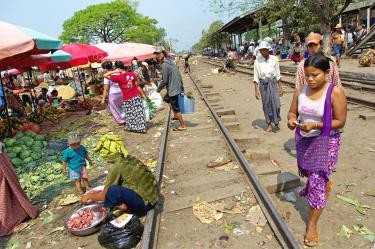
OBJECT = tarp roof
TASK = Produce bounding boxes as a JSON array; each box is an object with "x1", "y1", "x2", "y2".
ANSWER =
[{"x1": 342, "y1": 0, "x2": 375, "y2": 14}]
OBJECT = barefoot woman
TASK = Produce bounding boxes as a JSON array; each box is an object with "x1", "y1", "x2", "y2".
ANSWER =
[{"x1": 287, "y1": 54, "x2": 347, "y2": 247}]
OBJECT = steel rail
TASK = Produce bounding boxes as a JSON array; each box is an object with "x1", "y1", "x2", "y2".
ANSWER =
[
  {"x1": 142, "y1": 109, "x2": 171, "y2": 249},
  {"x1": 201, "y1": 59, "x2": 375, "y2": 110},
  {"x1": 187, "y1": 73, "x2": 301, "y2": 249}
]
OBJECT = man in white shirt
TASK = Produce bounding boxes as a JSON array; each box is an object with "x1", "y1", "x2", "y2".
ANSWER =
[{"x1": 253, "y1": 41, "x2": 283, "y2": 132}]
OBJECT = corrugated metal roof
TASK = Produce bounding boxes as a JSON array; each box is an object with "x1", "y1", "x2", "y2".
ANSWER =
[{"x1": 343, "y1": 0, "x2": 375, "y2": 13}]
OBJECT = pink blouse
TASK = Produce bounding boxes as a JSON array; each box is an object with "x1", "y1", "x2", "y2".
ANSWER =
[{"x1": 295, "y1": 59, "x2": 342, "y2": 90}]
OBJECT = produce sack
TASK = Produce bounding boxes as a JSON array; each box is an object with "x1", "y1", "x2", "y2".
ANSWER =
[
  {"x1": 178, "y1": 94, "x2": 195, "y2": 114},
  {"x1": 98, "y1": 215, "x2": 144, "y2": 249},
  {"x1": 143, "y1": 99, "x2": 150, "y2": 122},
  {"x1": 145, "y1": 84, "x2": 163, "y2": 110}
]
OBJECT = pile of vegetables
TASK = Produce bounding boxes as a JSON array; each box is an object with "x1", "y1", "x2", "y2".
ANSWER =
[
  {"x1": 0, "y1": 118, "x2": 24, "y2": 139},
  {"x1": 3, "y1": 131, "x2": 47, "y2": 173},
  {"x1": 146, "y1": 98, "x2": 157, "y2": 120},
  {"x1": 92, "y1": 134, "x2": 128, "y2": 160},
  {"x1": 42, "y1": 106, "x2": 66, "y2": 121}
]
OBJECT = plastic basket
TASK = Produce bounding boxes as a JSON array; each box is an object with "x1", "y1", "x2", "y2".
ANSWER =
[
  {"x1": 304, "y1": 51, "x2": 309, "y2": 58},
  {"x1": 178, "y1": 94, "x2": 195, "y2": 114},
  {"x1": 281, "y1": 53, "x2": 287, "y2": 59}
]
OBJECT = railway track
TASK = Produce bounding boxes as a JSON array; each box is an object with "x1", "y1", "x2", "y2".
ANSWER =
[
  {"x1": 142, "y1": 71, "x2": 301, "y2": 248},
  {"x1": 201, "y1": 58, "x2": 375, "y2": 110}
]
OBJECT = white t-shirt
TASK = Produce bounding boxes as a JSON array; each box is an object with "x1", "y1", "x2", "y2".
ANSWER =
[
  {"x1": 253, "y1": 55, "x2": 281, "y2": 83},
  {"x1": 104, "y1": 78, "x2": 122, "y2": 95}
]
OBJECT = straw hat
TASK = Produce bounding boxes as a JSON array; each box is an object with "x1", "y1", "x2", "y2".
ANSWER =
[
  {"x1": 58, "y1": 85, "x2": 75, "y2": 100},
  {"x1": 335, "y1": 24, "x2": 342, "y2": 29}
]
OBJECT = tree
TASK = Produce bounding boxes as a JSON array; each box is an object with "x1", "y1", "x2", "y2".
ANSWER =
[
  {"x1": 60, "y1": 0, "x2": 165, "y2": 45},
  {"x1": 206, "y1": 0, "x2": 354, "y2": 44},
  {"x1": 192, "y1": 20, "x2": 230, "y2": 52}
]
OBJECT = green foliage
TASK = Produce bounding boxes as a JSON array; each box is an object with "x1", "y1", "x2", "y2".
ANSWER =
[
  {"x1": 192, "y1": 20, "x2": 229, "y2": 52},
  {"x1": 60, "y1": 0, "x2": 165, "y2": 44}
]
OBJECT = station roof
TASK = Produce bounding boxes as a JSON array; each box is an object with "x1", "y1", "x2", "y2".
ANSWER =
[
  {"x1": 217, "y1": 6, "x2": 268, "y2": 34},
  {"x1": 342, "y1": 0, "x2": 375, "y2": 14}
]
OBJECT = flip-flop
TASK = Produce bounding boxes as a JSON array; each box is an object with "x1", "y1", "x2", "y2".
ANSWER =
[
  {"x1": 304, "y1": 229, "x2": 320, "y2": 247},
  {"x1": 171, "y1": 117, "x2": 179, "y2": 120},
  {"x1": 173, "y1": 127, "x2": 187, "y2": 131}
]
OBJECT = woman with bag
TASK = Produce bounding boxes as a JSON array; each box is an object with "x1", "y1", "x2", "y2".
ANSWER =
[
  {"x1": 287, "y1": 54, "x2": 347, "y2": 247},
  {"x1": 104, "y1": 61, "x2": 147, "y2": 133}
]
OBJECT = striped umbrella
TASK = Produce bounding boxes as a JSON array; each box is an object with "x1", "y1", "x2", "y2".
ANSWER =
[{"x1": 0, "y1": 21, "x2": 62, "y2": 63}]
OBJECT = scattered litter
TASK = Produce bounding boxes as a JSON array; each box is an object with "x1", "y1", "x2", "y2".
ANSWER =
[
  {"x1": 58, "y1": 194, "x2": 80, "y2": 206},
  {"x1": 336, "y1": 195, "x2": 375, "y2": 215},
  {"x1": 214, "y1": 201, "x2": 247, "y2": 214},
  {"x1": 245, "y1": 205, "x2": 267, "y2": 227},
  {"x1": 233, "y1": 228, "x2": 245, "y2": 236},
  {"x1": 365, "y1": 191, "x2": 375, "y2": 198},
  {"x1": 337, "y1": 225, "x2": 353, "y2": 238},
  {"x1": 212, "y1": 68, "x2": 219, "y2": 74},
  {"x1": 256, "y1": 226, "x2": 263, "y2": 234},
  {"x1": 353, "y1": 224, "x2": 375, "y2": 242},
  {"x1": 283, "y1": 211, "x2": 291, "y2": 221},
  {"x1": 267, "y1": 235, "x2": 273, "y2": 241},
  {"x1": 258, "y1": 241, "x2": 266, "y2": 246},
  {"x1": 153, "y1": 132, "x2": 161, "y2": 138},
  {"x1": 215, "y1": 162, "x2": 240, "y2": 172},
  {"x1": 270, "y1": 159, "x2": 280, "y2": 167},
  {"x1": 193, "y1": 198, "x2": 223, "y2": 224},
  {"x1": 168, "y1": 179, "x2": 176, "y2": 184},
  {"x1": 47, "y1": 226, "x2": 64, "y2": 235},
  {"x1": 284, "y1": 192, "x2": 297, "y2": 203},
  {"x1": 219, "y1": 235, "x2": 229, "y2": 241},
  {"x1": 224, "y1": 201, "x2": 236, "y2": 211},
  {"x1": 104, "y1": 170, "x2": 108, "y2": 174},
  {"x1": 25, "y1": 241, "x2": 32, "y2": 249},
  {"x1": 170, "y1": 190, "x2": 176, "y2": 195},
  {"x1": 207, "y1": 157, "x2": 231, "y2": 168},
  {"x1": 42, "y1": 211, "x2": 56, "y2": 225},
  {"x1": 7, "y1": 240, "x2": 20, "y2": 249}
]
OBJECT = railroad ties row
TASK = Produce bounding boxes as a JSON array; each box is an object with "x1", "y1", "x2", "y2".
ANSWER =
[
  {"x1": 191, "y1": 75, "x2": 300, "y2": 195},
  {"x1": 154, "y1": 73, "x2": 283, "y2": 248}
]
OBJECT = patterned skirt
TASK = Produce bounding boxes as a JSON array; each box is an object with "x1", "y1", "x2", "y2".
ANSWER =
[
  {"x1": 108, "y1": 92, "x2": 125, "y2": 124},
  {"x1": 298, "y1": 132, "x2": 341, "y2": 209},
  {"x1": 0, "y1": 152, "x2": 39, "y2": 236},
  {"x1": 123, "y1": 96, "x2": 147, "y2": 133}
]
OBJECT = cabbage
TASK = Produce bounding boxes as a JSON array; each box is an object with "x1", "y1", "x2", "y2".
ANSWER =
[
  {"x1": 24, "y1": 131, "x2": 36, "y2": 138},
  {"x1": 7, "y1": 152, "x2": 17, "y2": 159},
  {"x1": 23, "y1": 157, "x2": 33, "y2": 164},
  {"x1": 20, "y1": 150, "x2": 31, "y2": 159},
  {"x1": 31, "y1": 153, "x2": 42, "y2": 160},
  {"x1": 5, "y1": 138, "x2": 16, "y2": 147},
  {"x1": 34, "y1": 141, "x2": 43, "y2": 148},
  {"x1": 35, "y1": 135, "x2": 45, "y2": 141},
  {"x1": 15, "y1": 133, "x2": 24, "y2": 139},
  {"x1": 11, "y1": 158, "x2": 23, "y2": 167},
  {"x1": 12, "y1": 146, "x2": 22, "y2": 154}
]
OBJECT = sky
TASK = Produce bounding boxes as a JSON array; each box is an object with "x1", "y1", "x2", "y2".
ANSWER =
[{"x1": 0, "y1": 0, "x2": 229, "y2": 51}]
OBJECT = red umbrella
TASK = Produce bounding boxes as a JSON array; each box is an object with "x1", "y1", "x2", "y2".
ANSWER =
[{"x1": 39, "y1": 43, "x2": 107, "y2": 70}]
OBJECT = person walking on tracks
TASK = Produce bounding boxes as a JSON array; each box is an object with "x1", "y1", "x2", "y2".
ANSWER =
[
  {"x1": 296, "y1": 32, "x2": 341, "y2": 90},
  {"x1": 287, "y1": 54, "x2": 347, "y2": 247},
  {"x1": 253, "y1": 41, "x2": 283, "y2": 132},
  {"x1": 154, "y1": 46, "x2": 186, "y2": 131}
]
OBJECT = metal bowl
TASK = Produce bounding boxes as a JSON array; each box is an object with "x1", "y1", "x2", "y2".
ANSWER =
[{"x1": 64, "y1": 203, "x2": 108, "y2": 236}]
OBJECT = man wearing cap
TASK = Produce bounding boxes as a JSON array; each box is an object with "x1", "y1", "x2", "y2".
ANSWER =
[
  {"x1": 253, "y1": 41, "x2": 283, "y2": 132},
  {"x1": 296, "y1": 32, "x2": 342, "y2": 90},
  {"x1": 154, "y1": 46, "x2": 186, "y2": 131},
  {"x1": 330, "y1": 24, "x2": 346, "y2": 67}
]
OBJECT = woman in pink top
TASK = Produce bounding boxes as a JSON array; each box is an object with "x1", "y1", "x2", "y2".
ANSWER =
[
  {"x1": 104, "y1": 61, "x2": 147, "y2": 133},
  {"x1": 295, "y1": 33, "x2": 341, "y2": 90}
]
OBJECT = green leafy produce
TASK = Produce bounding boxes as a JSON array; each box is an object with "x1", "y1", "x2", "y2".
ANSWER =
[
  {"x1": 35, "y1": 135, "x2": 45, "y2": 141},
  {"x1": 23, "y1": 157, "x2": 33, "y2": 164},
  {"x1": 5, "y1": 138, "x2": 16, "y2": 147},
  {"x1": 337, "y1": 225, "x2": 353, "y2": 238},
  {"x1": 11, "y1": 158, "x2": 23, "y2": 167},
  {"x1": 7, "y1": 152, "x2": 17, "y2": 159},
  {"x1": 12, "y1": 146, "x2": 22, "y2": 154},
  {"x1": 20, "y1": 151, "x2": 31, "y2": 160},
  {"x1": 24, "y1": 131, "x2": 36, "y2": 138},
  {"x1": 31, "y1": 153, "x2": 42, "y2": 161}
]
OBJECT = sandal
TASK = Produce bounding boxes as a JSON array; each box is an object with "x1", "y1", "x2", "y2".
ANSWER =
[
  {"x1": 304, "y1": 229, "x2": 320, "y2": 247},
  {"x1": 172, "y1": 117, "x2": 179, "y2": 120},
  {"x1": 173, "y1": 127, "x2": 187, "y2": 131}
]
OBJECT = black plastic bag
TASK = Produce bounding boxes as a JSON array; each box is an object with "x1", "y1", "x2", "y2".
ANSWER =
[{"x1": 98, "y1": 215, "x2": 144, "y2": 249}]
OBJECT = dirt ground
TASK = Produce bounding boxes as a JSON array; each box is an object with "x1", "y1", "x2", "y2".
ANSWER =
[
  {"x1": 1, "y1": 106, "x2": 167, "y2": 249},
  {"x1": 191, "y1": 60, "x2": 375, "y2": 249}
]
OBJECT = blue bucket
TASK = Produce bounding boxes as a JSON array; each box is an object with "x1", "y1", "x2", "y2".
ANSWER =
[
  {"x1": 281, "y1": 53, "x2": 287, "y2": 59},
  {"x1": 304, "y1": 51, "x2": 309, "y2": 58},
  {"x1": 178, "y1": 94, "x2": 195, "y2": 114}
]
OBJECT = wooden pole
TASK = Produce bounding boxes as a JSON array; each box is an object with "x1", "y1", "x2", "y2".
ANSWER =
[{"x1": 367, "y1": 7, "x2": 371, "y2": 31}]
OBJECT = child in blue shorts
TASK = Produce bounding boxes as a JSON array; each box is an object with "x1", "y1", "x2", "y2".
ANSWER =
[{"x1": 61, "y1": 132, "x2": 93, "y2": 195}]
